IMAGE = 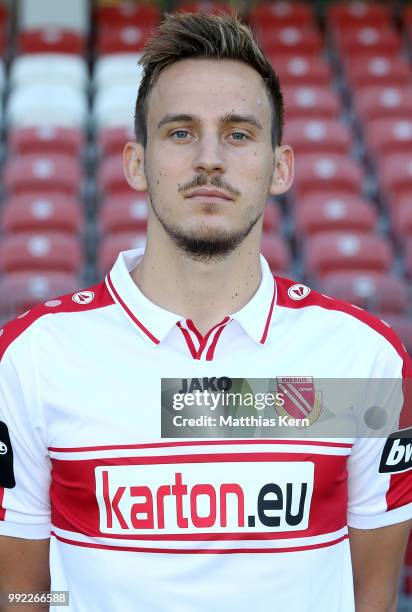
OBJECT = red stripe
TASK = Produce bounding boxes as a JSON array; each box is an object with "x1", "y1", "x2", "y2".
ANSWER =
[
  {"x1": 206, "y1": 321, "x2": 230, "y2": 361},
  {"x1": 48, "y1": 439, "x2": 353, "y2": 452},
  {"x1": 197, "y1": 317, "x2": 230, "y2": 359},
  {"x1": 176, "y1": 322, "x2": 198, "y2": 358},
  {"x1": 106, "y1": 273, "x2": 160, "y2": 345},
  {"x1": 51, "y1": 531, "x2": 348, "y2": 554},
  {"x1": 0, "y1": 488, "x2": 5, "y2": 521},
  {"x1": 259, "y1": 279, "x2": 277, "y2": 344},
  {"x1": 185, "y1": 319, "x2": 203, "y2": 344}
]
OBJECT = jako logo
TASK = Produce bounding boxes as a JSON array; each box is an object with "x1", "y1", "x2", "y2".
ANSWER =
[
  {"x1": 72, "y1": 291, "x2": 95, "y2": 305},
  {"x1": 379, "y1": 428, "x2": 412, "y2": 474},
  {"x1": 288, "y1": 284, "x2": 311, "y2": 301},
  {"x1": 0, "y1": 442, "x2": 7, "y2": 455},
  {"x1": 95, "y1": 462, "x2": 313, "y2": 535}
]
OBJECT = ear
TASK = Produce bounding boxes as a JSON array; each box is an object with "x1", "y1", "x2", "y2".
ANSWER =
[
  {"x1": 268, "y1": 145, "x2": 294, "y2": 196},
  {"x1": 123, "y1": 141, "x2": 148, "y2": 192}
]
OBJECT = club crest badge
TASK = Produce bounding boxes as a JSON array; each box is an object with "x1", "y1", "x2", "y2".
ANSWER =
[{"x1": 275, "y1": 377, "x2": 322, "y2": 426}]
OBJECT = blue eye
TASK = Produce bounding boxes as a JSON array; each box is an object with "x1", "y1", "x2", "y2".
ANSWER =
[
  {"x1": 172, "y1": 130, "x2": 190, "y2": 139},
  {"x1": 231, "y1": 132, "x2": 249, "y2": 141}
]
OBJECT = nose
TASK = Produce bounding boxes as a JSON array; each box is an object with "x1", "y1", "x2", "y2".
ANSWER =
[{"x1": 192, "y1": 135, "x2": 227, "y2": 175}]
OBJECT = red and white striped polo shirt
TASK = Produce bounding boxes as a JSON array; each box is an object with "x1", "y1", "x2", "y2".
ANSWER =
[{"x1": 0, "y1": 247, "x2": 411, "y2": 612}]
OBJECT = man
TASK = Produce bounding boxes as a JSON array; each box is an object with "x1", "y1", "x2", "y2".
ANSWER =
[{"x1": 0, "y1": 11, "x2": 411, "y2": 612}]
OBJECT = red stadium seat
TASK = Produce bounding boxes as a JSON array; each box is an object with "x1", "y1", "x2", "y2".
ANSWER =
[
  {"x1": 97, "y1": 25, "x2": 153, "y2": 55},
  {"x1": 283, "y1": 119, "x2": 352, "y2": 155},
  {"x1": 378, "y1": 153, "x2": 412, "y2": 202},
  {"x1": 18, "y1": 28, "x2": 86, "y2": 55},
  {"x1": 272, "y1": 57, "x2": 332, "y2": 88},
  {"x1": 100, "y1": 194, "x2": 148, "y2": 235},
  {"x1": 404, "y1": 238, "x2": 412, "y2": 278},
  {"x1": 354, "y1": 87, "x2": 412, "y2": 123},
  {"x1": 0, "y1": 233, "x2": 83, "y2": 274},
  {"x1": 335, "y1": 27, "x2": 402, "y2": 61},
  {"x1": 94, "y1": 3, "x2": 160, "y2": 28},
  {"x1": 382, "y1": 315, "x2": 412, "y2": 354},
  {"x1": 98, "y1": 154, "x2": 131, "y2": 198},
  {"x1": 98, "y1": 232, "x2": 147, "y2": 276},
  {"x1": 319, "y1": 272, "x2": 408, "y2": 314},
  {"x1": 345, "y1": 56, "x2": 411, "y2": 91},
  {"x1": 8, "y1": 126, "x2": 84, "y2": 157},
  {"x1": 176, "y1": 2, "x2": 234, "y2": 14},
  {"x1": 0, "y1": 271, "x2": 80, "y2": 318},
  {"x1": 98, "y1": 127, "x2": 134, "y2": 158},
  {"x1": 263, "y1": 203, "x2": 281, "y2": 233},
  {"x1": 1, "y1": 194, "x2": 83, "y2": 235},
  {"x1": 393, "y1": 196, "x2": 412, "y2": 241},
  {"x1": 283, "y1": 86, "x2": 341, "y2": 120},
  {"x1": 293, "y1": 154, "x2": 363, "y2": 200},
  {"x1": 4, "y1": 154, "x2": 82, "y2": 197},
  {"x1": 304, "y1": 232, "x2": 393, "y2": 279},
  {"x1": 260, "y1": 234, "x2": 291, "y2": 274},
  {"x1": 327, "y1": 2, "x2": 392, "y2": 31},
  {"x1": 249, "y1": 3, "x2": 314, "y2": 29},
  {"x1": 295, "y1": 194, "x2": 377, "y2": 236},
  {"x1": 364, "y1": 119, "x2": 412, "y2": 162},
  {"x1": 257, "y1": 27, "x2": 322, "y2": 57}
]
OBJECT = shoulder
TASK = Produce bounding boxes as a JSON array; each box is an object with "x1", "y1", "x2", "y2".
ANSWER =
[
  {"x1": 0, "y1": 280, "x2": 114, "y2": 362},
  {"x1": 274, "y1": 275, "x2": 411, "y2": 376}
]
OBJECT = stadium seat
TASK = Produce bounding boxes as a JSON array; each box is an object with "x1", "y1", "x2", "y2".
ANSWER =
[
  {"x1": 4, "y1": 154, "x2": 82, "y2": 197},
  {"x1": 249, "y1": 2, "x2": 314, "y2": 29},
  {"x1": 257, "y1": 27, "x2": 323, "y2": 57},
  {"x1": 98, "y1": 126, "x2": 135, "y2": 158},
  {"x1": 0, "y1": 271, "x2": 80, "y2": 318},
  {"x1": 353, "y1": 87, "x2": 412, "y2": 123},
  {"x1": 319, "y1": 271, "x2": 408, "y2": 314},
  {"x1": 1, "y1": 194, "x2": 83, "y2": 235},
  {"x1": 175, "y1": 2, "x2": 234, "y2": 15},
  {"x1": 7, "y1": 84, "x2": 88, "y2": 128},
  {"x1": 19, "y1": 0, "x2": 89, "y2": 32},
  {"x1": 283, "y1": 86, "x2": 341, "y2": 120},
  {"x1": 327, "y1": 2, "x2": 392, "y2": 31},
  {"x1": 382, "y1": 315, "x2": 412, "y2": 354},
  {"x1": 271, "y1": 57, "x2": 332, "y2": 88},
  {"x1": 93, "y1": 85, "x2": 136, "y2": 131},
  {"x1": 18, "y1": 28, "x2": 86, "y2": 55},
  {"x1": 260, "y1": 234, "x2": 291, "y2": 274},
  {"x1": 345, "y1": 56, "x2": 411, "y2": 91},
  {"x1": 404, "y1": 239, "x2": 412, "y2": 278},
  {"x1": 10, "y1": 53, "x2": 88, "y2": 90},
  {"x1": 392, "y1": 196, "x2": 412, "y2": 241},
  {"x1": 292, "y1": 154, "x2": 363, "y2": 200},
  {"x1": 8, "y1": 126, "x2": 84, "y2": 157},
  {"x1": 98, "y1": 232, "x2": 147, "y2": 276},
  {"x1": 93, "y1": 53, "x2": 143, "y2": 91},
  {"x1": 294, "y1": 194, "x2": 377, "y2": 236},
  {"x1": 304, "y1": 232, "x2": 393, "y2": 279},
  {"x1": 98, "y1": 155, "x2": 131, "y2": 198},
  {"x1": 283, "y1": 119, "x2": 352, "y2": 155},
  {"x1": 335, "y1": 27, "x2": 402, "y2": 61},
  {"x1": 100, "y1": 194, "x2": 148, "y2": 235},
  {"x1": 94, "y1": 3, "x2": 160, "y2": 28},
  {"x1": 363, "y1": 119, "x2": 412, "y2": 162},
  {"x1": 378, "y1": 153, "x2": 412, "y2": 203},
  {"x1": 263, "y1": 203, "x2": 281, "y2": 233},
  {"x1": 96, "y1": 25, "x2": 153, "y2": 55},
  {"x1": 0, "y1": 233, "x2": 83, "y2": 274}
]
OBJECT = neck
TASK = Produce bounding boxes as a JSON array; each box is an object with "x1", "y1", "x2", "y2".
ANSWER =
[{"x1": 131, "y1": 227, "x2": 262, "y2": 336}]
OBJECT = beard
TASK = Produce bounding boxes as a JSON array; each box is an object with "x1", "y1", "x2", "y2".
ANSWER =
[{"x1": 145, "y1": 172, "x2": 268, "y2": 264}]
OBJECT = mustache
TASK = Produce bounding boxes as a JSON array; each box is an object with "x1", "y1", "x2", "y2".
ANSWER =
[{"x1": 178, "y1": 174, "x2": 241, "y2": 197}]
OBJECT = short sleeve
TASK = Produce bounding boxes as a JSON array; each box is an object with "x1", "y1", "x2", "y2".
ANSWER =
[
  {"x1": 0, "y1": 329, "x2": 51, "y2": 539},
  {"x1": 347, "y1": 342, "x2": 412, "y2": 529}
]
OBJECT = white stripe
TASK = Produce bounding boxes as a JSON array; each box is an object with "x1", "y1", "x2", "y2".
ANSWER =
[
  {"x1": 49, "y1": 442, "x2": 353, "y2": 461},
  {"x1": 286, "y1": 383, "x2": 313, "y2": 415},
  {"x1": 52, "y1": 525, "x2": 348, "y2": 551},
  {"x1": 279, "y1": 384, "x2": 310, "y2": 417}
]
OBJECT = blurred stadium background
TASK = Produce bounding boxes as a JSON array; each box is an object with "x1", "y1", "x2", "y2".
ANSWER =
[{"x1": 0, "y1": 0, "x2": 410, "y2": 607}]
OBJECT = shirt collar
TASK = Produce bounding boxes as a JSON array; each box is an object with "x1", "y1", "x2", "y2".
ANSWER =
[{"x1": 106, "y1": 247, "x2": 277, "y2": 346}]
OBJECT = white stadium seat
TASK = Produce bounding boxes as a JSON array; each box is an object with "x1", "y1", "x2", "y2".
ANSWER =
[
  {"x1": 93, "y1": 85, "x2": 136, "y2": 131},
  {"x1": 19, "y1": 0, "x2": 89, "y2": 33},
  {"x1": 7, "y1": 85, "x2": 88, "y2": 128},
  {"x1": 93, "y1": 53, "x2": 143, "y2": 90},
  {"x1": 10, "y1": 54, "x2": 88, "y2": 90}
]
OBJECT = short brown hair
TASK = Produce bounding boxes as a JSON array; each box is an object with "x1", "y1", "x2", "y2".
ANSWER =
[{"x1": 134, "y1": 11, "x2": 284, "y2": 149}]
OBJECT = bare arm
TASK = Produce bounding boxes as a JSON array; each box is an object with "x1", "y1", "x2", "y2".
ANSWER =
[
  {"x1": 0, "y1": 537, "x2": 50, "y2": 612},
  {"x1": 349, "y1": 520, "x2": 412, "y2": 612}
]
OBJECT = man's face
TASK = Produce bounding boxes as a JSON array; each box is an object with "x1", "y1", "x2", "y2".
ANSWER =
[{"x1": 125, "y1": 58, "x2": 293, "y2": 261}]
